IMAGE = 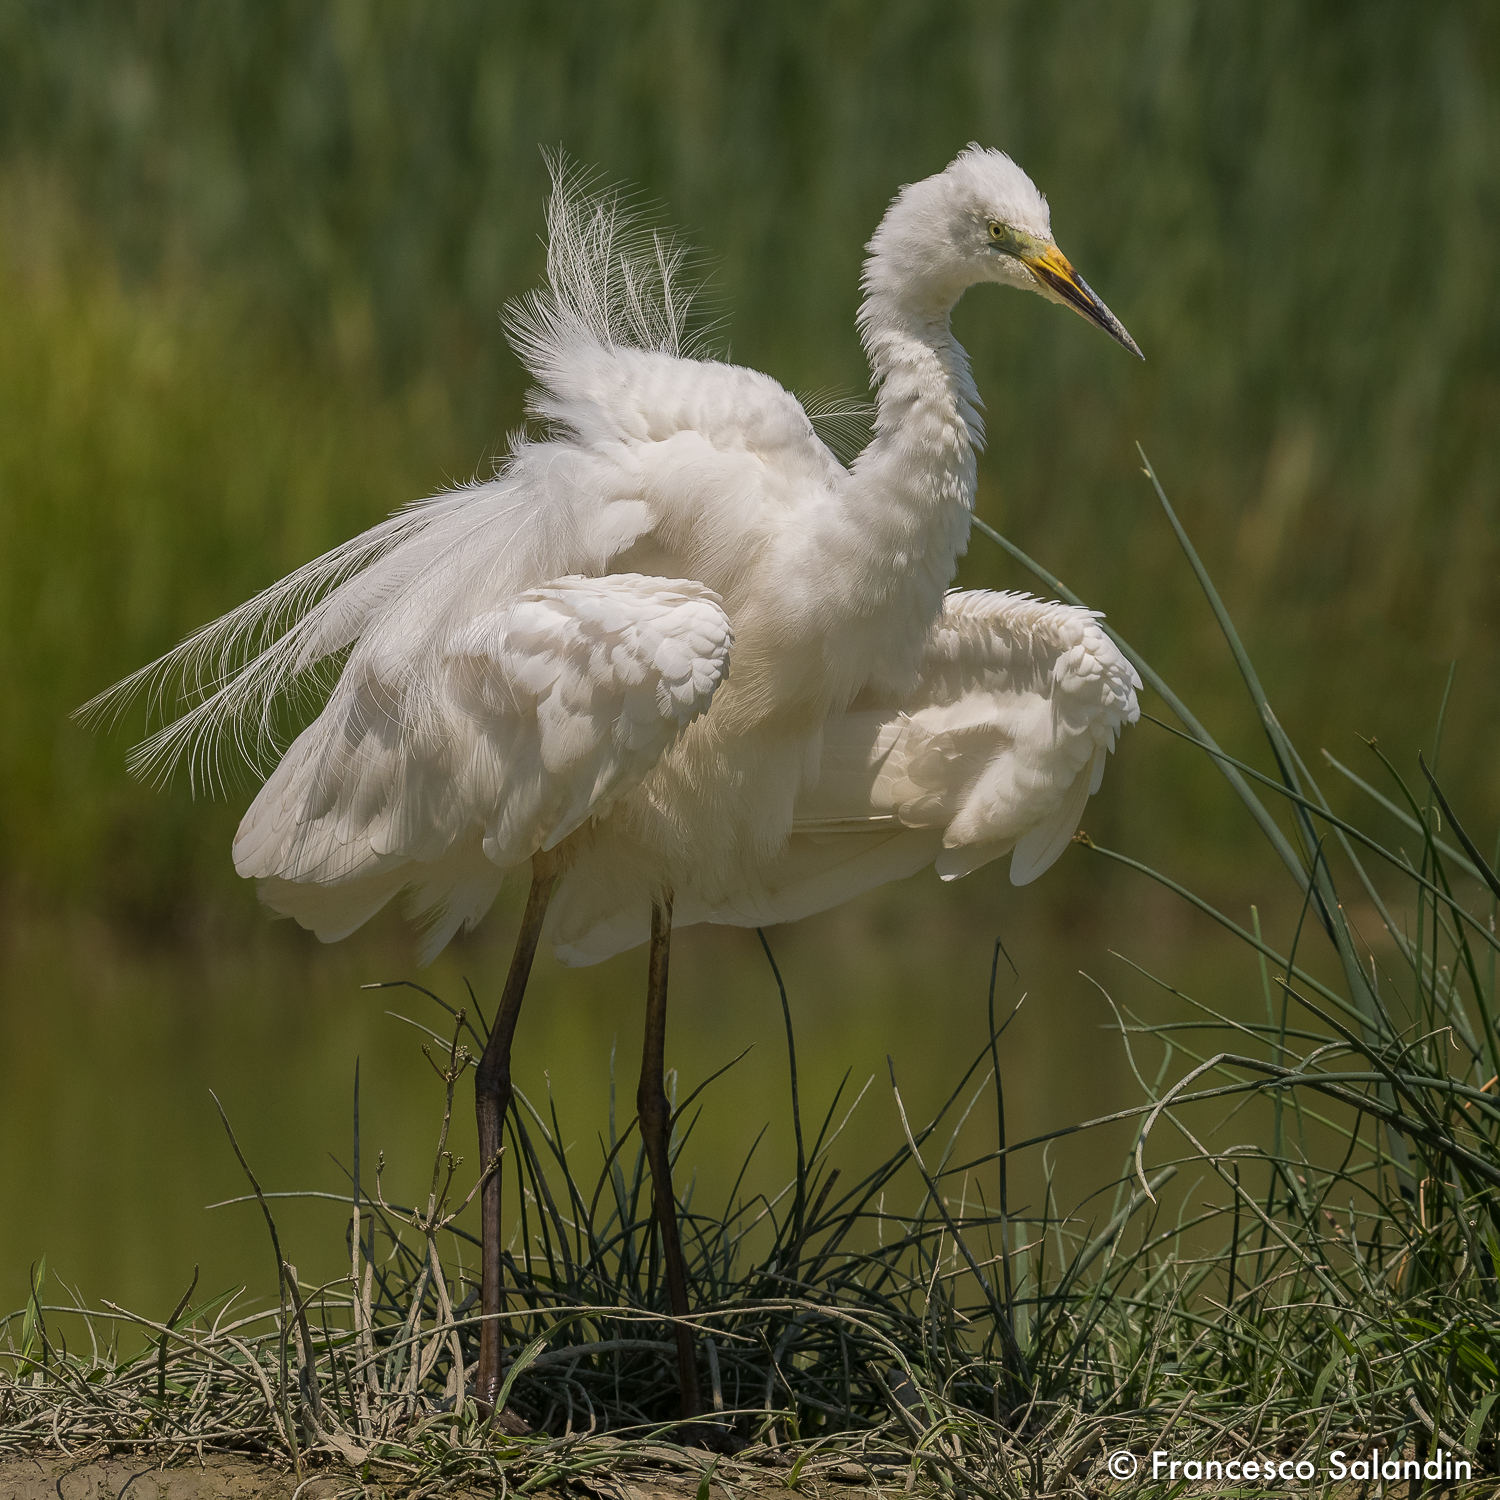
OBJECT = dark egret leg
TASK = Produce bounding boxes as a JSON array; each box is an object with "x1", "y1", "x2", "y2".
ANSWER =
[
  {"x1": 637, "y1": 892, "x2": 704, "y2": 1422},
  {"x1": 473, "y1": 853, "x2": 556, "y2": 1427}
]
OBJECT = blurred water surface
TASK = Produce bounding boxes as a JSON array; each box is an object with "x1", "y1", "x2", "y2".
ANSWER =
[{"x1": 2, "y1": 856, "x2": 1334, "y2": 1329}]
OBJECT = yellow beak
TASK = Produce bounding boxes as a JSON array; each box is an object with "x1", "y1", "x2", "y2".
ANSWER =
[{"x1": 1022, "y1": 242, "x2": 1143, "y2": 359}]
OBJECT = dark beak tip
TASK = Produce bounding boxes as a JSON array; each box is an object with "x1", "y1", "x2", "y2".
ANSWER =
[
  {"x1": 1107, "y1": 324, "x2": 1144, "y2": 361},
  {"x1": 1109, "y1": 318, "x2": 1144, "y2": 361}
]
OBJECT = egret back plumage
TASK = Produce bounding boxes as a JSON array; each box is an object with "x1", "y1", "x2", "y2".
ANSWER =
[{"x1": 84, "y1": 146, "x2": 1143, "y2": 1433}]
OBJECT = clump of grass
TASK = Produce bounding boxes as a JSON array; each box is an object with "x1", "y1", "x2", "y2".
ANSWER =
[{"x1": 4, "y1": 460, "x2": 1498, "y2": 1496}]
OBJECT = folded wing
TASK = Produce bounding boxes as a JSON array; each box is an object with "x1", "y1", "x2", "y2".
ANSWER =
[
  {"x1": 234, "y1": 574, "x2": 732, "y2": 957},
  {"x1": 879, "y1": 589, "x2": 1141, "y2": 883},
  {"x1": 674, "y1": 590, "x2": 1139, "y2": 934}
]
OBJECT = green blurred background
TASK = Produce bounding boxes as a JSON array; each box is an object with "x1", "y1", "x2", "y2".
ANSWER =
[{"x1": 2, "y1": 2, "x2": 1498, "y2": 1328}]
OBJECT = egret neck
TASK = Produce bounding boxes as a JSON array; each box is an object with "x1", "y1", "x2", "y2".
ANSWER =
[{"x1": 844, "y1": 294, "x2": 981, "y2": 694}]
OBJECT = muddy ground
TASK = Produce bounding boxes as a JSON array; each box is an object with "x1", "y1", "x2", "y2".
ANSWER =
[
  {"x1": 1, "y1": 1449, "x2": 1479, "y2": 1499},
  {"x1": 0, "y1": 1452, "x2": 886, "y2": 1500}
]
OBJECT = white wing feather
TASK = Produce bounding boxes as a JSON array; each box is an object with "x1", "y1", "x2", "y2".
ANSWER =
[
  {"x1": 235, "y1": 575, "x2": 731, "y2": 958},
  {"x1": 752, "y1": 590, "x2": 1139, "y2": 915},
  {"x1": 877, "y1": 590, "x2": 1139, "y2": 883}
]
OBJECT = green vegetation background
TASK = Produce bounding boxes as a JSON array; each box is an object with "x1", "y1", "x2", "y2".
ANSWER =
[
  {"x1": 3, "y1": 1, "x2": 1498, "y2": 925},
  {"x1": 2, "y1": 2, "x2": 1500, "y2": 1323}
]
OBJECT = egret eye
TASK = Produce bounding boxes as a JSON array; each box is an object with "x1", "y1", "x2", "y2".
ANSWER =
[{"x1": 987, "y1": 221, "x2": 1005, "y2": 242}]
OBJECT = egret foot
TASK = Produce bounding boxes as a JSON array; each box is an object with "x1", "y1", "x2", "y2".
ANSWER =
[
  {"x1": 675, "y1": 1421, "x2": 747, "y2": 1454},
  {"x1": 478, "y1": 1403, "x2": 532, "y2": 1437}
]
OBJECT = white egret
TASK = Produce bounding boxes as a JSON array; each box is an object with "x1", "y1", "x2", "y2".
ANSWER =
[{"x1": 85, "y1": 146, "x2": 1142, "y2": 1431}]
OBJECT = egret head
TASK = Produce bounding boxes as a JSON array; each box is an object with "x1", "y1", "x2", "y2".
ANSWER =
[{"x1": 863, "y1": 145, "x2": 1142, "y2": 358}]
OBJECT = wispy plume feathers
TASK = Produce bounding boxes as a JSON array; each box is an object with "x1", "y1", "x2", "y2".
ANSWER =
[
  {"x1": 505, "y1": 150, "x2": 716, "y2": 384},
  {"x1": 77, "y1": 153, "x2": 717, "y2": 794}
]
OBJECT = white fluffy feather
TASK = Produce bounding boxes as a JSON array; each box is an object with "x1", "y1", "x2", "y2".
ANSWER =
[{"x1": 83, "y1": 148, "x2": 1140, "y2": 964}]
